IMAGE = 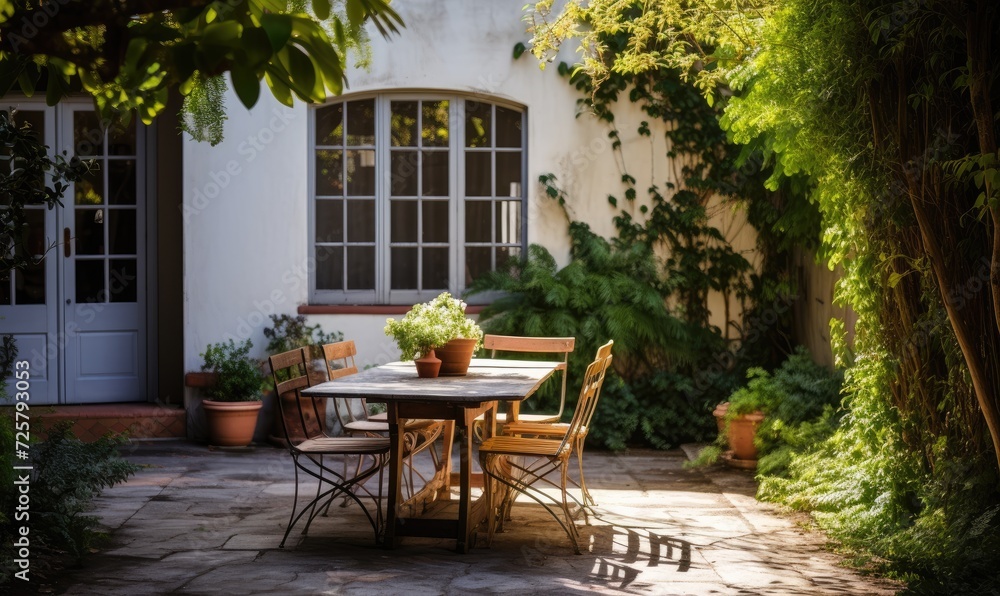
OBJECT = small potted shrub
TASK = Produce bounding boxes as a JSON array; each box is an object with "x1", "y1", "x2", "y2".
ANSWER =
[
  {"x1": 200, "y1": 339, "x2": 265, "y2": 447},
  {"x1": 384, "y1": 292, "x2": 484, "y2": 377}
]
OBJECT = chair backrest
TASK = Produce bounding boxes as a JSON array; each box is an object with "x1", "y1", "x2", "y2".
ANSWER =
[
  {"x1": 322, "y1": 340, "x2": 365, "y2": 428},
  {"x1": 483, "y1": 334, "x2": 575, "y2": 418},
  {"x1": 268, "y1": 347, "x2": 322, "y2": 445},
  {"x1": 560, "y1": 340, "x2": 614, "y2": 454}
]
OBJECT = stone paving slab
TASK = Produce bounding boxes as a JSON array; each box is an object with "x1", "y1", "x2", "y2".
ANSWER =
[{"x1": 49, "y1": 440, "x2": 902, "y2": 595}]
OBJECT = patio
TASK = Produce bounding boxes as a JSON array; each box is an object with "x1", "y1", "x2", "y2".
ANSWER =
[{"x1": 52, "y1": 440, "x2": 900, "y2": 595}]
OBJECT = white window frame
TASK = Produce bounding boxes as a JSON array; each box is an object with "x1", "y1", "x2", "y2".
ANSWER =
[{"x1": 308, "y1": 92, "x2": 527, "y2": 305}]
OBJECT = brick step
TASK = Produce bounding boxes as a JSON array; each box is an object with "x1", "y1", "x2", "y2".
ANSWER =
[{"x1": 33, "y1": 403, "x2": 186, "y2": 442}]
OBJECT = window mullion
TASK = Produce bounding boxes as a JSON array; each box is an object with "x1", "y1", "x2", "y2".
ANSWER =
[
  {"x1": 376, "y1": 95, "x2": 389, "y2": 304},
  {"x1": 452, "y1": 97, "x2": 462, "y2": 294}
]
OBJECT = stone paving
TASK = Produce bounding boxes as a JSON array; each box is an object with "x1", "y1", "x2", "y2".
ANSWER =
[{"x1": 51, "y1": 441, "x2": 901, "y2": 595}]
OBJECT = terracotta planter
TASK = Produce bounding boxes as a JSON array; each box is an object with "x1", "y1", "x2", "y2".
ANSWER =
[
  {"x1": 269, "y1": 389, "x2": 327, "y2": 447},
  {"x1": 202, "y1": 400, "x2": 263, "y2": 447},
  {"x1": 414, "y1": 349, "x2": 442, "y2": 378},
  {"x1": 712, "y1": 402, "x2": 765, "y2": 465},
  {"x1": 436, "y1": 338, "x2": 477, "y2": 376}
]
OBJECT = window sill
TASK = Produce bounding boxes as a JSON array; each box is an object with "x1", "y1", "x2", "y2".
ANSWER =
[{"x1": 298, "y1": 304, "x2": 486, "y2": 315}]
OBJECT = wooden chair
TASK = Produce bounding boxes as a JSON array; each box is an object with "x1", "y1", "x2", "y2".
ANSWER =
[
  {"x1": 321, "y1": 341, "x2": 444, "y2": 502},
  {"x1": 501, "y1": 339, "x2": 612, "y2": 508},
  {"x1": 483, "y1": 334, "x2": 576, "y2": 425},
  {"x1": 479, "y1": 340, "x2": 613, "y2": 554},
  {"x1": 268, "y1": 347, "x2": 390, "y2": 547}
]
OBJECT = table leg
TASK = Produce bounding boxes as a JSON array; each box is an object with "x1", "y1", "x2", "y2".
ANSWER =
[
  {"x1": 384, "y1": 405, "x2": 405, "y2": 548},
  {"x1": 437, "y1": 420, "x2": 455, "y2": 501}
]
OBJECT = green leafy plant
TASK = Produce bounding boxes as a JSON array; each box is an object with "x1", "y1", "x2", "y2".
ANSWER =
[
  {"x1": 200, "y1": 339, "x2": 264, "y2": 402},
  {"x1": 384, "y1": 292, "x2": 483, "y2": 361},
  {"x1": 262, "y1": 314, "x2": 342, "y2": 356}
]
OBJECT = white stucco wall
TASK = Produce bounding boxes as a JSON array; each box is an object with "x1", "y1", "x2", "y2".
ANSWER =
[{"x1": 181, "y1": 0, "x2": 757, "y2": 390}]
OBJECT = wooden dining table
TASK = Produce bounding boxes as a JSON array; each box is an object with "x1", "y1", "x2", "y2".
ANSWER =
[{"x1": 301, "y1": 357, "x2": 560, "y2": 552}]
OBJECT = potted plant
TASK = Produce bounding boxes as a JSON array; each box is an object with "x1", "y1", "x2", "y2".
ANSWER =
[
  {"x1": 384, "y1": 292, "x2": 484, "y2": 377},
  {"x1": 262, "y1": 314, "x2": 342, "y2": 444},
  {"x1": 200, "y1": 339, "x2": 265, "y2": 447}
]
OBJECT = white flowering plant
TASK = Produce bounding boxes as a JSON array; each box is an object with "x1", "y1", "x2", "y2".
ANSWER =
[{"x1": 384, "y1": 292, "x2": 484, "y2": 360}]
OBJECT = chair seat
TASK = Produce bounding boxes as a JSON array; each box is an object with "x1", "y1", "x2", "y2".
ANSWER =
[
  {"x1": 369, "y1": 411, "x2": 388, "y2": 422},
  {"x1": 498, "y1": 412, "x2": 561, "y2": 424},
  {"x1": 503, "y1": 422, "x2": 573, "y2": 437},
  {"x1": 296, "y1": 436, "x2": 391, "y2": 455},
  {"x1": 479, "y1": 436, "x2": 567, "y2": 458}
]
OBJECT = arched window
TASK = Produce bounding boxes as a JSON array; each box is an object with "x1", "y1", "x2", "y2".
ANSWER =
[{"x1": 310, "y1": 93, "x2": 526, "y2": 305}]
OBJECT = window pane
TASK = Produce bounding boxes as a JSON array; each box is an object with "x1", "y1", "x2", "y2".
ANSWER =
[
  {"x1": 74, "y1": 111, "x2": 103, "y2": 156},
  {"x1": 108, "y1": 209, "x2": 136, "y2": 254},
  {"x1": 465, "y1": 246, "x2": 491, "y2": 285},
  {"x1": 315, "y1": 150, "x2": 343, "y2": 196},
  {"x1": 497, "y1": 245, "x2": 521, "y2": 269},
  {"x1": 496, "y1": 106, "x2": 522, "y2": 148},
  {"x1": 18, "y1": 110, "x2": 44, "y2": 142},
  {"x1": 14, "y1": 209, "x2": 45, "y2": 304},
  {"x1": 390, "y1": 200, "x2": 417, "y2": 242},
  {"x1": 109, "y1": 259, "x2": 137, "y2": 302},
  {"x1": 390, "y1": 151, "x2": 418, "y2": 196},
  {"x1": 346, "y1": 247, "x2": 375, "y2": 289},
  {"x1": 391, "y1": 101, "x2": 418, "y2": 147},
  {"x1": 76, "y1": 209, "x2": 104, "y2": 255},
  {"x1": 108, "y1": 119, "x2": 136, "y2": 155},
  {"x1": 108, "y1": 160, "x2": 136, "y2": 205},
  {"x1": 346, "y1": 199, "x2": 375, "y2": 242},
  {"x1": 0, "y1": 269, "x2": 9, "y2": 304},
  {"x1": 422, "y1": 200, "x2": 449, "y2": 243},
  {"x1": 465, "y1": 152, "x2": 491, "y2": 196},
  {"x1": 495, "y1": 152, "x2": 522, "y2": 197},
  {"x1": 346, "y1": 150, "x2": 375, "y2": 196},
  {"x1": 422, "y1": 247, "x2": 449, "y2": 289},
  {"x1": 76, "y1": 169, "x2": 104, "y2": 205},
  {"x1": 496, "y1": 200, "x2": 522, "y2": 244},
  {"x1": 76, "y1": 259, "x2": 105, "y2": 303},
  {"x1": 465, "y1": 101, "x2": 491, "y2": 148},
  {"x1": 391, "y1": 247, "x2": 417, "y2": 289},
  {"x1": 422, "y1": 100, "x2": 449, "y2": 147},
  {"x1": 422, "y1": 151, "x2": 449, "y2": 196},
  {"x1": 465, "y1": 200, "x2": 492, "y2": 242},
  {"x1": 315, "y1": 199, "x2": 344, "y2": 242},
  {"x1": 316, "y1": 246, "x2": 344, "y2": 290},
  {"x1": 316, "y1": 103, "x2": 344, "y2": 145},
  {"x1": 346, "y1": 99, "x2": 375, "y2": 145}
]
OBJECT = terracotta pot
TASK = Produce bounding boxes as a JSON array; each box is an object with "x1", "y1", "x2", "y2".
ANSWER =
[
  {"x1": 436, "y1": 338, "x2": 477, "y2": 376},
  {"x1": 414, "y1": 349, "x2": 442, "y2": 378},
  {"x1": 202, "y1": 400, "x2": 263, "y2": 447},
  {"x1": 726, "y1": 410, "x2": 765, "y2": 461}
]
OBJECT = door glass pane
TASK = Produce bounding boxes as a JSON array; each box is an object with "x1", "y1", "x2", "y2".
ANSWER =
[
  {"x1": 108, "y1": 160, "x2": 137, "y2": 204},
  {"x1": 465, "y1": 247, "x2": 491, "y2": 284},
  {"x1": 465, "y1": 102, "x2": 491, "y2": 148},
  {"x1": 465, "y1": 200, "x2": 492, "y2": 242},
  {"x1": 0, "y1": 269, "x2": 9, "y2": 304},
  {"x1": 496, "y1": 200, "x2": 522, "y2": 244},
  {"x1": 108, "y1": 209, "x2": 136, "y2": 254},
  {"x1": 390, "y1": 151, "x2": 418, "y2": 196},
  {"x1": 316, "y1": 246, "x2": 344, "y2": 290},
  {"x1": 108, "y1": 119, "x2": 136, "y2": 155},
  {"x1": 18, "y1": 110, "x2": 44, "y2": 142},
  {"x1": 465, "y1": 153, "x2": 491, "y2": 196},
  {"x1": 76, "y1": 170, "x2": 104, "y2": 205},
  {"x1": 422, "y1": 152, "x2": 449, "y2": 196},
  {"x1": 422, "y1": 201, "x2": 449, "y2": 242},
  {"x1": 315, "y1": 199, "x2": 344, "y2": 242},
  {"x1": 346, "y1": 100, "x2": 375, "y2": 145},
  {"x1": 315, "y1": 150, "x2": 343, "y2": 196},
  {"x1": 316, "y1": 103, "x2": 344, "y2": 145},
  {"x1": 390, "y1": 101, "x2": 418, "y2": 147},
  {"x1": 421, "y1": 100, "x2": 449, "y2": 147},
  {"x1": 346, "y1": 150, "x2": 375, "y2": 196},
  {"x1": 422, "y1": 247, "x2": 449, "y2": 289},
  {"x1": 390, "y1": 200, "x2": 417, "y2": 242},
  {"x1": 74, "y1": 112, "x2": 103, "y2": 156},
  {"x1": 109, "y1": 259, "x2": 137, "y2": 302},
  {"x1": 346, "y1": 199, "x2": 375, "y2": 242},
  {"x1": 76, "y1": 209, "x2": 105, "y2": 255},
  {"x1": 496, "y1": 107, "x2": 522, "y2": 148},
  {"x1": 346, "y1": 247, "x2": 375, "y2": 289},
  {"x1": 391, "y1": 247, "x2": 417, "y2": 289},
  {"x1": 495, "y1": 152, "x2": 522, "y2": 197},
  {"x1": 15, "y1": 209, "x2": 46, "y2": 304},
  {"x1": 76, "y1": 259, "x2": 105, "y2": 303}
]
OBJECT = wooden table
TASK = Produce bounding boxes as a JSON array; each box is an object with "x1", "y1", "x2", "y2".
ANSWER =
[{"x1": 302, "y1": 358, "x2": 559, "y2": 552}]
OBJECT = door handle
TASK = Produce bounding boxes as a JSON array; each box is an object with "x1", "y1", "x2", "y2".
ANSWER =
[{"x1": 64, "y1": 227, "x2": 71, "y2": 257}]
